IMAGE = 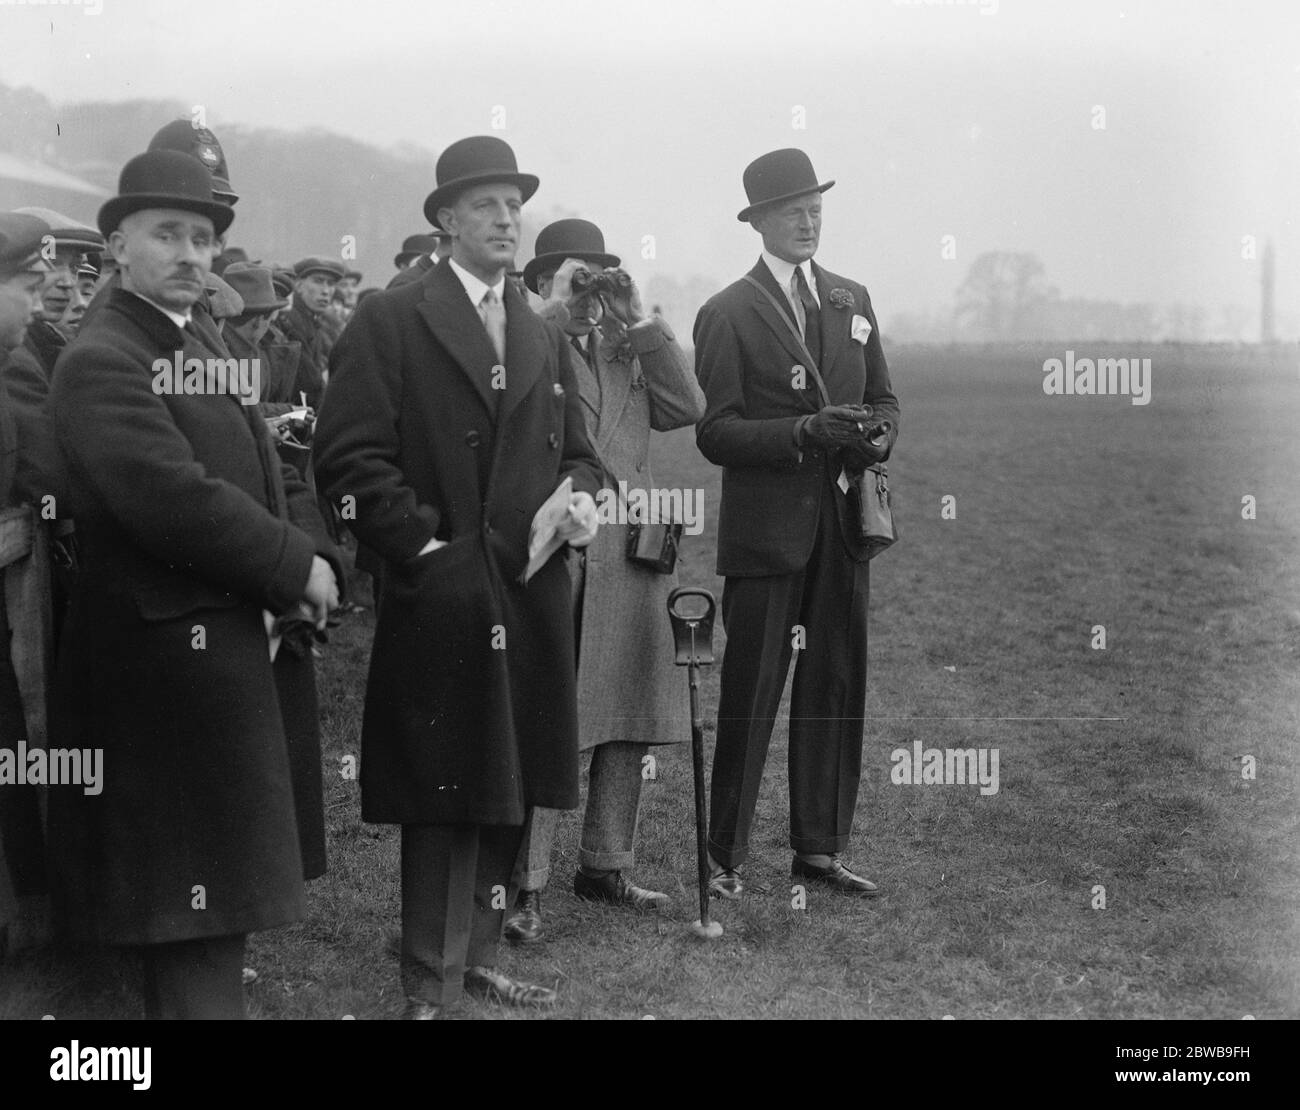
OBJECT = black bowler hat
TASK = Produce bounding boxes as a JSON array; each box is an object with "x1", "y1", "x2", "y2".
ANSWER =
[
  {"x1": 737, "y1": 148, "x2": 834, "y2": 222},
  {"x1": 149, "y1": 119, "x2": 239, "y2": 205},
  {"x1": 98, "y1": 150, "x2": 236, "y2": 238},
  {"x1": 523, "y1": 218, "x2": 620, "y2": 294},
  {"x1": 423, "y1": 136, "x2": 539, "y2": 228},
  {"x1": 393, "y1": 232, "x2": 441, "y2": 269}
]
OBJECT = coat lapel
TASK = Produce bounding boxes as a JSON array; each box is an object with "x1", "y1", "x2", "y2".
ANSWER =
[
  {"x1": 745, "y1": 259, "x2": 812, "y2": 370},
  {"x1": 500, "y1": 277, "x2": 545, "y2": 421},
  {"x1": 813, "y1": 261, "x2": 851, "y2": 387},
  {"x1": 592, "y1": 328, "x2": 633, "y2": 452},
  {"x1": 414, "y1": 261, "x2": 500, "y2": 417},
  {"x1": 567, "y1": 337, "x2": 600, "y2": 424}
]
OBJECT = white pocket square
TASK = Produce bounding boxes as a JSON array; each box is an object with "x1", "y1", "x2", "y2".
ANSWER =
[{"x1": 850, "y1": 314, "x2": 872, "y2": 345}]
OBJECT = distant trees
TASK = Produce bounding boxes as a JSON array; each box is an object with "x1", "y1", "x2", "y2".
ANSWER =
[{"x1": 954, "y1": 251, "x2": 1057, "y2": 340}]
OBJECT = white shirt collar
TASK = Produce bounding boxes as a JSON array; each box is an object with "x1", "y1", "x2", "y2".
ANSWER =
[
  {"x1": 761, "y1": 251, "x2": 819, "y2": 307},
  {"x1": 448, "y1": 256, "x2": 506, "y2": 308},
  {"x1": 127, "y1": 290, "x2": 192, "y2": 330}
]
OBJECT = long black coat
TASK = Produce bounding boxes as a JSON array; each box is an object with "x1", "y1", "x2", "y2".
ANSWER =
[
  {"x1": 694, "y1": 259, "x2": 901, "y2": 577},
  {"x1": 46, "y1": 290, "x2": 337, "y2": 945},
  {"x1": 313, "y1": 259, "x2": 602, "y2": 827}
]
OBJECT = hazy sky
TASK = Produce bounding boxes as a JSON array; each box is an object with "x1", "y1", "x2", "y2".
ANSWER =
[{"x1": 2, "y1": 0, "x2": 1296, "y2": 327}]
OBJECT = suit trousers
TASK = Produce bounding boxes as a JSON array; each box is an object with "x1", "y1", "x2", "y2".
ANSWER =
[
  {"x1": 708, "y1": 477, "x2": 870, "y2": 869},
  {"x1": 515, "y1": 741, "x2": 648, "y2": 891},
  {"x1": 140, "y1": 933, "x2": 247, "y2": 1019},
  {"x1": 400, "y1": 823, "x2": 524, "y2": 1006}
]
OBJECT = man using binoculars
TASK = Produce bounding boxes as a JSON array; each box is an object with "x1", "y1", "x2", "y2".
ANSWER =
[
  {"x1": 694, "y1": 148, "x2": 900, "y2": 901},
  {"x1": 504, "y1": 218, "x2": 704, "y2": 944}
]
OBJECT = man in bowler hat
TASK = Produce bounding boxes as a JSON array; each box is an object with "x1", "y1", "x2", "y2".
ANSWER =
[
  {"x1": 694, "y1": 148, "x2": 900, "y2": 900},
  {"x1": 314, "y1": 136, "x2": 602, "y2": 1017},
  {"x1": 44, "y1": 150, "x2": 340, "y2": 1018},
  {"x1": 387, "y1": 229, "x2": 452, "y2": 290}
]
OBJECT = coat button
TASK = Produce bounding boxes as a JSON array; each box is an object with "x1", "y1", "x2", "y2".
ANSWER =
[
  {"x1": 636, "y1": 461, "x2": 644, "y2": 472},
  {"x1": 547, "y1": 433, "x2": 559, "y2": 449},
  {"x1": 465, "y1": 430, "x2": 481, "y2": 448},
  {"x1": 484, "y1": 521, "x2": 493, "y2": 535}
]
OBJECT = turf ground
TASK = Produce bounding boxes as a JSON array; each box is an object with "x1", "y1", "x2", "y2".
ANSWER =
[{"x1": 3, "y1": 341, "x2": 1297, "y2": 1020}]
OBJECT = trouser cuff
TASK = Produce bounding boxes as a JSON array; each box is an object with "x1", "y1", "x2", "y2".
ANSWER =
[
  {"x1": 706, "y1": 836, "x2": 748, "y2": 870},
  {"x1": 578, "y1": 846, "x2": 636, "y2": 873},
  {"x1": 789, "y1": 833, "x2": 849, "y2": 854}
]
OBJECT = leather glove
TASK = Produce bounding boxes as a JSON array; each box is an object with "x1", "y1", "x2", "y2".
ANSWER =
[
  {"x1": 842, "y1": 438, "x2": 888, "y2": 471},
  {"x1": 798, "y1": 404, "x2": 874, "y2": 449}
]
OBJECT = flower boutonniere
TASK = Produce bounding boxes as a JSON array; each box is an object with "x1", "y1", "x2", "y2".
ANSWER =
[{"x1": 828, "y1": 287, "x2": 854, "y2": 310}]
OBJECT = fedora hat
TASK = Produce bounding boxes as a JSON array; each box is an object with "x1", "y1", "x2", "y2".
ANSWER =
[
  {"x1": 270, "y1": 266, "x2": 296, "y2": 298},
  {"x1": 212, "y1": 246, "x2": 254, "y2": 276},
  {"x1": 98, "y1": 150, "x2": 235, "y2": 238},
  {"x1": 204, "y1": 270, "x2": 244, "y2": 320},
  {"x1": 149, "y1": 119, "x2": 239, "y2": 205},
  {"x1": 522, "y1": 218, "x2": 620, "y2": 294},
  {"x1": 423, "y1": 136, "x2": 539, "y2": 228},
  {"x1": 393, "y1": 231, "x2": 443, "y2": 269},
  {"x1": 293, "y1": 256, "x2": 346, "y2": 282},
  {"x1": 736, "y1": 148, "x2": 834, "y2": 222},
  {"x1": 222, "y1": 262, "x2": 289, "y2": 314}
]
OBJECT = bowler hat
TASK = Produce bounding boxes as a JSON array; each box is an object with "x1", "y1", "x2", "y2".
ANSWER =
[
  {"x1": 293, "y1": 256, "x2": 346, "y2": 282},
  {"x1": 423, "y1": 136, "x2": 538, "y2": 228},
  {"x1": 393, "y1": 232, "x2": 442, "y2": 269},
  {"x1": 222, "y1": 262, "x2": 289, "y2": 314},
  {"x1": 0, "y1": 212, "x2": 54, "y2": 276},
  {"x1": 98, "y1": 150, "x2": 236, "y2": 238},
  {"x1": 149, "y1": 119, "x2": 239, "y2": 205},
  {"x1": 523, "y1": 218, "x2": 620, "y2": 294},
  {"x1": 737, "y1": 148, "x2": 834, "y2": 222},
  {"x1": 13, "y1": 207, "x2": 104, "y2": 253}
]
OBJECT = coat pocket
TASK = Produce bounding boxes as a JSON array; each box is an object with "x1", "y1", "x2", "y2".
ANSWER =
[{"x1": 127, "y1": 573, "x2": 242, "y2": 623}]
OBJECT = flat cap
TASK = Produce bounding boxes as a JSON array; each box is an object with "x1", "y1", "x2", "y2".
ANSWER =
[
  {"x1": 13, "y1": 207, "x2": 104, "y2": 253},
  {"x1": 293, "y1": 256, "x2": 346, "y2": 281},
  {"x1": 0, "y1": 212, "x2": 54, "y2": 275}
]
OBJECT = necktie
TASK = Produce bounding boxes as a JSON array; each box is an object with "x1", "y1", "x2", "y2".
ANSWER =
[
  {"x1": 792, "y1": 266, "x2": 822, "y2": 366},
  {"x1": 480, "y1": 287, "x2": 506, "y2": 364}
]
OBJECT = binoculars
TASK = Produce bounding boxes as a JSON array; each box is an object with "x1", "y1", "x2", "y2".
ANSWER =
[{"x1": 571, "y1": 267, "x2": 632, "y2": 296}]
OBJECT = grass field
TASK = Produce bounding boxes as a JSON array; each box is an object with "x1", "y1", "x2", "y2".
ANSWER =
[{"x1": 4, "y1": 340, "x2": 1298, "y2": 1020}]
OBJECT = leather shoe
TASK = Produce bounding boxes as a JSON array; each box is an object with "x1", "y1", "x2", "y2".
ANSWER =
[
  {"x1": 707, "y1": 866, "x2": 744, "y2": 901},
  {"x1": 402, "y1": 998, "x2": 443, "y2": 1020},
  {"x1": 791, "y1": 854, "x2": 880, "y2": 896},
  {"x1": 573, "y1": 869, "x2": 668, "y2": 911},
  {"x1": 503, "y1": 889, "x2": 543, "y2": 944},
  {"x1": 464, "y1": 966, "x2": 556, "y2": 1009}
]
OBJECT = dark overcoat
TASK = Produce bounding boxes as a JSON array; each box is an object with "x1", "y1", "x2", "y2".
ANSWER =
[
  {"x1": 548, "y1": 316, "x2": 704, "y2": 750},
  {"x1": 46, "y1": 289, "x2": 337, "y2": 945},
  {"x1": 313, "y1": 259, "x2": 602, "y2": 827},
  {"x1": 695, "y1": 259, "x2": 901, "y2": 577}
]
